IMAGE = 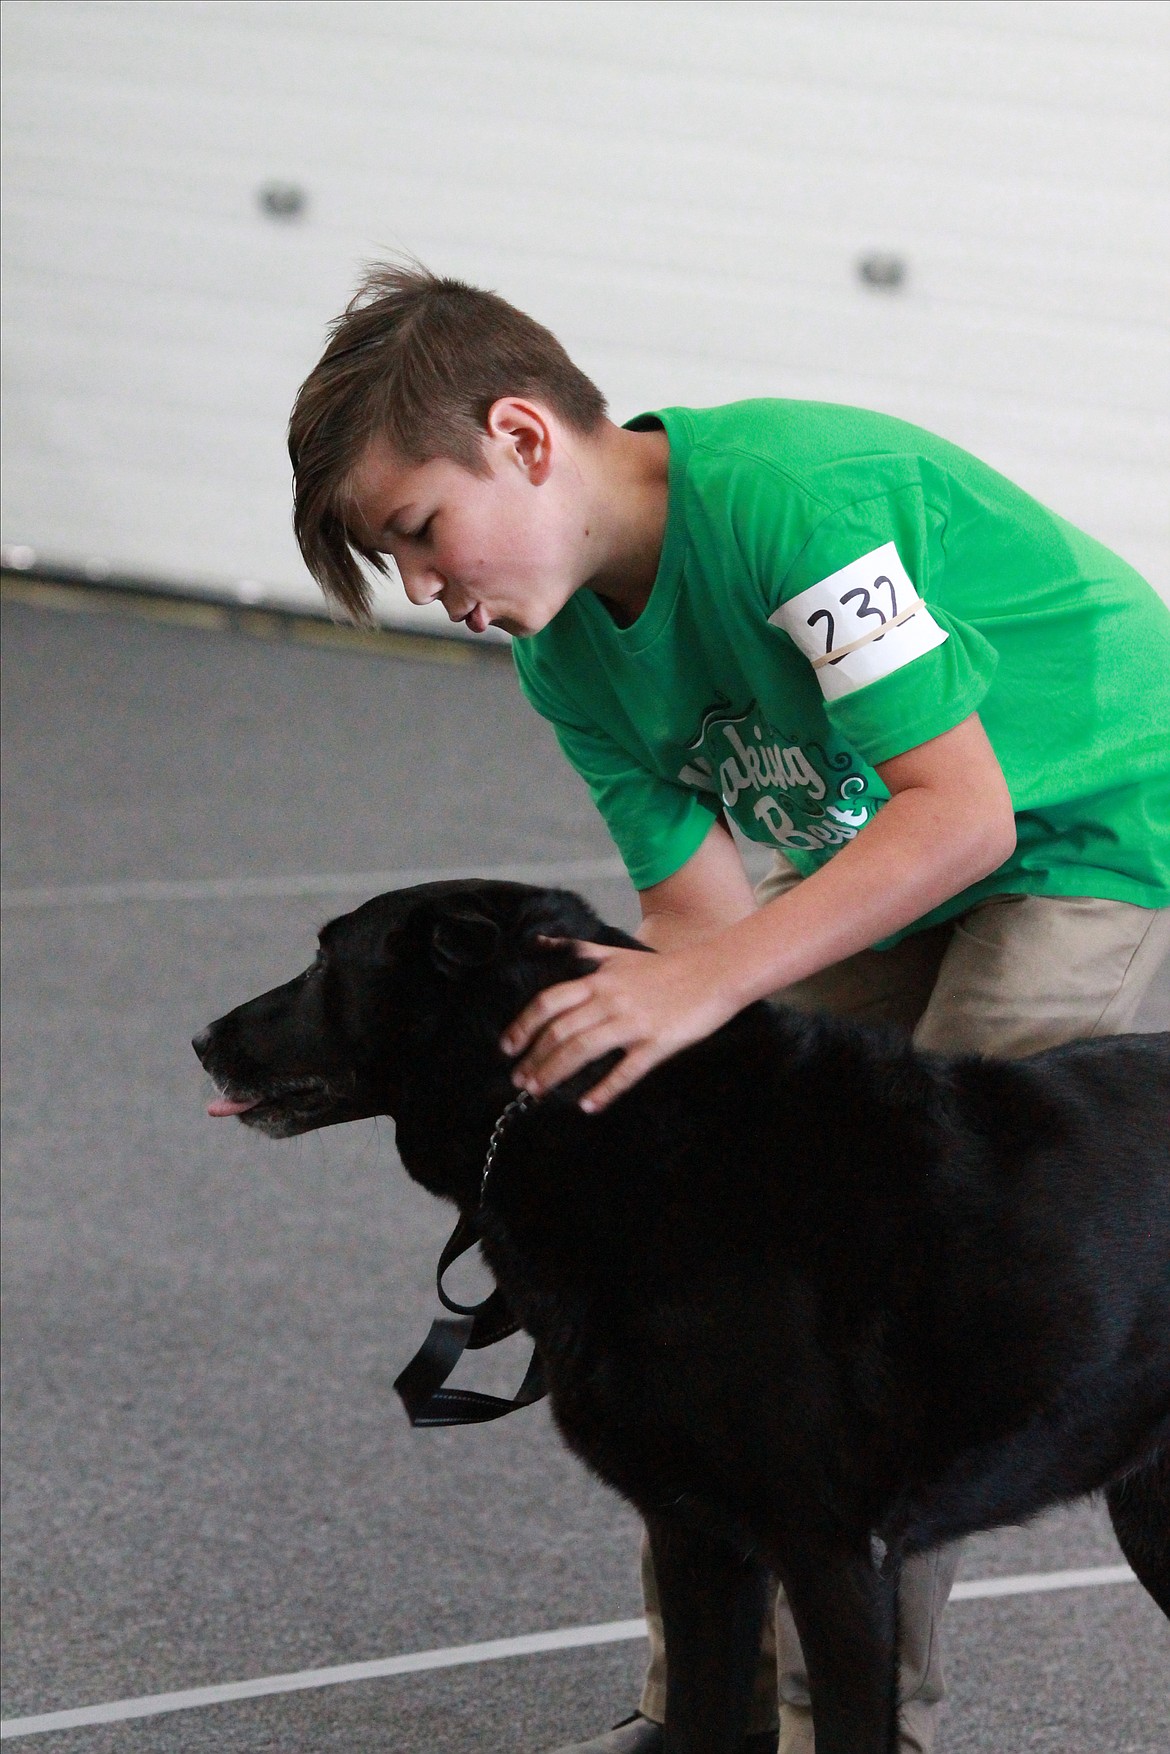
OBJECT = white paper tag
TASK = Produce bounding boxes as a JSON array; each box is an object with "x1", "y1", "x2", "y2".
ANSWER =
[{"x1": 770, "y1": 542, "x2": 948, "y2": 700}]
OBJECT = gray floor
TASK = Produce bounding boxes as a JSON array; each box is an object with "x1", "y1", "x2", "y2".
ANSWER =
[{"x1": 2, "y1": 592, "x2": 1168, "y2": 1753}]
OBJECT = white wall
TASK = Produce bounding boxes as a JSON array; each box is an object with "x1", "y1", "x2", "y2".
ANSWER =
[{"x1": 2, "y1": 0, "x2": 1167, "y2": 627}]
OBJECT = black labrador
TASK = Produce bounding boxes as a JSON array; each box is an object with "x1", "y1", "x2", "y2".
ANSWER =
[{"x1": 193, "y1": 880, "x2": 1170, "y2": 1754}]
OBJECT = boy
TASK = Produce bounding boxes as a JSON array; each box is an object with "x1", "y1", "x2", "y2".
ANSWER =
[{"x1": 289, "y1": 265, "x2": 1170, "y2": 1754}]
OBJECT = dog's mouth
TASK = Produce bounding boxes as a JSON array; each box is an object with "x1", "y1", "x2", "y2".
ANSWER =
[
  {"x1": 206, "y1": 1073, "x2": 357, "y2": 1137},
  {"x1": 207, "y1": 1092, "x2": 263, "y2": 1117}
]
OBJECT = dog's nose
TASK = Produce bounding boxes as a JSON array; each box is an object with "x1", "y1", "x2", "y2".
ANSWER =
[{"x1": 191, "y1": 1027, "x2": 212, "y2": 1062}]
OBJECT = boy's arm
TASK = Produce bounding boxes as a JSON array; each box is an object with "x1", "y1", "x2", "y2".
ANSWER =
[
  {"x1": 633, "y1": 815, "x2": 759, "y2": 950},
  {"x1": 502, "y1": 712, "x2": 1016, "y2": 1109}
]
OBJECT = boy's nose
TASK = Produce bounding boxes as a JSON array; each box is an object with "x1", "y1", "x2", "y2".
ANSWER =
[{"x1": 401, "y1": 565, "x2": 446, "y2": 607}]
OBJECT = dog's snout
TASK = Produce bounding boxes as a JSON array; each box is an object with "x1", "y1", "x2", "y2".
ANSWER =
[{"x1": 191, "y1": 1026, "x2": 213, "y2": 1064}]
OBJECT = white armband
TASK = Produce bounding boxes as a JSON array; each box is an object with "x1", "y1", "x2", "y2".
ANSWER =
[{"x1": 769, "y1": 542, "x2": 948, "y2": 701}]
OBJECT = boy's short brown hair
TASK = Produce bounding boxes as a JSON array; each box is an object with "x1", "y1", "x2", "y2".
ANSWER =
[{"x1": 288, "y1": 263, "x2": 608, "y2": 619}]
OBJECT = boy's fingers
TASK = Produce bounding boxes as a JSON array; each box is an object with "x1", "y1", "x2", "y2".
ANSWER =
[
  {"x1": 579, "y1": 1045, "x2": 656, "y2": 1113},
  {"x1": 573, "y1": 939, "x2": 621, "y2": 960},
  {"x1": 500, "y1": 977, "x2": 593, "y2": 1056},
  {"x1": 512, "y1": 991, "x2": 611, "y2": 1087},
  {"x1": 502, "y1": 945, "x2": 636, "y2": 1054},
  {"x1": 516, "y1": 1017, "x2": 616, "y2": 1095},
  {"x1": 534, "y1": 936, "x2": 619, "y2": 959}
]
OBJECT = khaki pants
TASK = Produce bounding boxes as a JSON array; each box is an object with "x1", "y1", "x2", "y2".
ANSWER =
[{"x1": 639, "y1": 869, "x2": 1170, "y2": 1751}]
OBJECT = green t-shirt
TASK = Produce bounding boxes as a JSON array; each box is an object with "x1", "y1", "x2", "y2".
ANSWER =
[{"x1": 514, "y1": 401, "x2": 1170, "y2": 935}]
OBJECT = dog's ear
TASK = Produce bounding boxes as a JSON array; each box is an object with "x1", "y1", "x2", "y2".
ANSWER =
[{"x1": 430, "y1": 903, "x2": 503, "y2": 979}]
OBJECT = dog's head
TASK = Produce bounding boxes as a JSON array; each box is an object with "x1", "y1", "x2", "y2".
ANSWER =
[{"x1": 192, "y1": 880, "x2": 632, "y2": 1143}]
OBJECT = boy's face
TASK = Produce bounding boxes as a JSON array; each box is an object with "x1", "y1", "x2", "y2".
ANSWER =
[{"x1": 347, "y1": 406, "x2": 588, "y2": 638}]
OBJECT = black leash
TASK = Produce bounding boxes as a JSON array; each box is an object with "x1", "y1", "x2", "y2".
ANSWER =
[{"x1": 393, "y1": 1094, "x2": 548, "y2": 1427}]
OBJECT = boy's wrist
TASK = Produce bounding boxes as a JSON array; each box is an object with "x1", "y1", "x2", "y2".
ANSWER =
[{"x1": 684, "y1": 935, "x2": 768, "y2": 1022}]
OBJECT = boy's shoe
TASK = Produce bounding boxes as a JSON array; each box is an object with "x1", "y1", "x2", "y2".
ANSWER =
[{"x1": 544, "y1": 1712, "x2": 778, "y2": 1752}]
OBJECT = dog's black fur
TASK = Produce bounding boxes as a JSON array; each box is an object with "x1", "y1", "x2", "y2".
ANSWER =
[{"x1": 194, "y1": 881, "x2": 1170, "y2": 1754}]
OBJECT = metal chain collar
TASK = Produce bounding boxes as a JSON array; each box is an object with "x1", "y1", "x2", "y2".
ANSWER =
[{"x1": 479, "y1": 1089, "x2": 534, "y2": 1207}]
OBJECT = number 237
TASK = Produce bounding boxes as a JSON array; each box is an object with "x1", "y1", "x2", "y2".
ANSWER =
[{"x1": 807, "y1": 575, "x2": 898, "y2": 661}]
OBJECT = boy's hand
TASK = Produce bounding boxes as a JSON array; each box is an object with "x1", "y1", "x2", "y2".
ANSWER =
[
  {"x1": 498, "y1": 715, "x2": 1017, "y2": 1114},
  {"x1": 500, "y1": 941, "x2": 736, "y2": 1113}
]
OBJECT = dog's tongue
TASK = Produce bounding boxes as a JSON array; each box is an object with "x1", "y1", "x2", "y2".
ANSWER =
[{"x1": 207, "y1": 1095, "x2": 261, "y2": 1118}]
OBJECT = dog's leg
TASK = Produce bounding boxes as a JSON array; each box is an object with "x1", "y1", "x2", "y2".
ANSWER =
[
  {"x1": 774, "y1": 1537, "x2": 899, "y2": 1754},
  {"x1": 1107, "y1": 1440, "x2": 1170, "y2": 1617},
  {"x1": 644, "y1": 1511, "x2": 771, "y2": 1754}
]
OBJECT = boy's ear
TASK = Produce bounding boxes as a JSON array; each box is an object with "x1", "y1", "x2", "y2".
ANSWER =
[
  {"x1": 430, "y1": 904, "x2": 503, "y2": 979},
  {"x1": 484, "y1": 397, "x2": 553, "y2": 484}
]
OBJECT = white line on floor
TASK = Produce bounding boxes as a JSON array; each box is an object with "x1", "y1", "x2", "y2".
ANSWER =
[
  {"x1": 950, "y1": 1562, "x2": 1135, "y2": 1599},
  {"x1": 0, "y1": 1566, "x2": 1137, "y2": 1739},
  {"x1": 0, "y1": 857, "x2": 629, "y2": 911}
]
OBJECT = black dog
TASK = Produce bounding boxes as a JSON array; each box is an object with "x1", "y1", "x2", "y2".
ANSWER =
[{"x1": 194, "y1": 880, "x2": 1170, "y2": 1754}]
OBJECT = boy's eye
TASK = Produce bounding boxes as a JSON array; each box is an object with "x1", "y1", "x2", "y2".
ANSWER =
[{"x1": 408, "y1": 515, "x2": 434, "y2": 542}]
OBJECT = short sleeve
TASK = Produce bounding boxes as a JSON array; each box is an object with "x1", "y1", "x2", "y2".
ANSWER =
[
  {"x1": 767, "y1": 486, "x2": 1000, "y2": 765},
  {"x1": 513, "y1": 643, "x2": 718, "y2": 890}
]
